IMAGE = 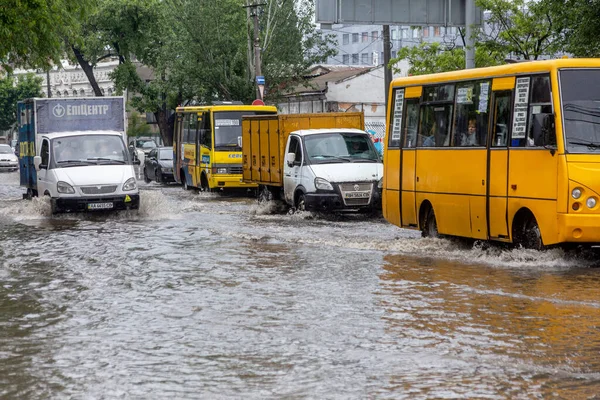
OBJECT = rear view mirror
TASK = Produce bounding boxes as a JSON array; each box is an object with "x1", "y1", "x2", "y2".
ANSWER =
[
  {"x1": 34, "y1": 156, "x2": 42, "y2": 170},
  {"x1": 286, "y1": 152, "x2": 295, "y2": 167}
]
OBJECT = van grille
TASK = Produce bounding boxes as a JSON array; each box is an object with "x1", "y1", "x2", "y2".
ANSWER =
[
  {"x1": 80, "y1": 185, "x2": 117, "y2": 195},
  {"x1": 338, "y1": 182, "x2": 373, "y2": 207}
]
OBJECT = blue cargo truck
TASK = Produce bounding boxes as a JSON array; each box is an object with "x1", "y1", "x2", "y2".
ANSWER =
[{"x1": 17, "y1": 97, "x2": 140, "y2": 213}]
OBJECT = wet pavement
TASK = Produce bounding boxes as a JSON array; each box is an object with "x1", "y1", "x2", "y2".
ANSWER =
[{"x1": 1, "y1": 169, "x2": 600, "y2": 399}]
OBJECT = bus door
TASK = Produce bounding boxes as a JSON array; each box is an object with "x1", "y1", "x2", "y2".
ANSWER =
[
  {"x1": 384, "y1": 88, "x2": 404, "y2": 226},
  {"x1": 400, "y1": 89, "x2": 422, "y2": 227},
  {"x1": 198, "y1": 111, "x2": 212, "y2": 188},
  {"x1": 507, "y1": 74, "x2": 557, "y2": 240},
  {"x1": 487, "y1": 80, "x2": 514, "y2": 240},
  {"x1": 174, "y1": 112, "x2": 184, "y2": 182}
]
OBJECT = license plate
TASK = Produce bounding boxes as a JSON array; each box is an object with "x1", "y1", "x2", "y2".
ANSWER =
[
  {"x1": 345, "y1": 192, "x2": 370, "y2": 198},
  {"x1": 87, "y1": 202, "x2": 114, "y2": 210}
]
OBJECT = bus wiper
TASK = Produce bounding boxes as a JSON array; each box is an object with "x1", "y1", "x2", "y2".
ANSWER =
[{"x1": 568, "y1": 139, "x2": 600, "y2": 149}]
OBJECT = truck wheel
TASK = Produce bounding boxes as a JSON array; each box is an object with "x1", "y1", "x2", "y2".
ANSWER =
[{"x1": 258, "y1": 186, "x2": 273, "y2": 203}]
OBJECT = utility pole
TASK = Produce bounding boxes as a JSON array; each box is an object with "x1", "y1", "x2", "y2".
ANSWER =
[
  {"x1": 243, "y1": 1, "x2": 266, "y2": 101},
  {"x1": 465, "y1": 0, "x2": 475, "y2": 69},
  {"x1": 382, "y1": 25, "x2": 392, "y2": 115}
]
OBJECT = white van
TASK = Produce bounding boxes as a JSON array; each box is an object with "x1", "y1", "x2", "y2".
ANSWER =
[
  {"x1": 282, "y1": 128, "x2": 383, "y2": 211},
  {"x1": 33, "y1": 131, "x2": 140, "y2": 213}
]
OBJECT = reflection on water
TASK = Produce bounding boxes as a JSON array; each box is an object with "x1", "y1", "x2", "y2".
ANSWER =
[{"x1": 1, "y1": 171, "x2": 600, "y2": 398}]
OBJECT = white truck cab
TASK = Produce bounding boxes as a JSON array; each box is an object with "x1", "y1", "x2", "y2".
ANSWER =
[
  {"x1": 282, "y1": 128, "x2": 383, "y2": 211},
  {"x1": 33, "y1": 131, "x2": 140, "y2": 213}
]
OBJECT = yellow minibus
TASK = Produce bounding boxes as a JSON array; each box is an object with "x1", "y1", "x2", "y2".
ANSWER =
[
  {"x1": 383, "y1": 58, "x2": 600, "y2": 249},
  {"x1": 174, "y1": 104, "x2": 277, "y2": 192}
]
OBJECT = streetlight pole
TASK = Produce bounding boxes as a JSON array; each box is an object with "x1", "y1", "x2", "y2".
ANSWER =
[{"x1": 243, "y1": 1, "x2": 267, "y2": 101}]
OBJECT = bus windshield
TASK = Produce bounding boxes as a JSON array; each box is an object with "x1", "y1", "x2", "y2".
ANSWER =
[
  {"x1": 304, "y1": 132, "x2": 380, "y2": 164},
  {"x1": 561, "y1": 69, "x2": 600, "y2": 153},
  {"x1": 213, "y1": 111, "x2": 275, "y2": 151}
]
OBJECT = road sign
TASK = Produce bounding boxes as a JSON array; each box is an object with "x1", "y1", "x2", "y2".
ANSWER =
[
  {"x1": 256, "y1": 76, "x2": 265, "y2": 85},
  {"x1": 252, "y1": 99, "x2": 265, "y2": 106}
]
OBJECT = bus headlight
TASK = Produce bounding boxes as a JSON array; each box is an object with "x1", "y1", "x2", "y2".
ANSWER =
[
  {"x1": 587, "y1": 197, "x2": 597, "y2": 208},
  {"x1": 315, "y1": 177, "x2": 333, "y2": 191},
  {"x1": 572, "y1": 188, "x2": 582, "y2": 199},
  {"x1": 212, "y1": 167, "x2": 228, "y2": 174},
  {"x1": 57, "y1": 181, "x2": 75, "y2": 194},
  {"x1": 122, "y1": 177, "x2": 137, "y2": 191}
]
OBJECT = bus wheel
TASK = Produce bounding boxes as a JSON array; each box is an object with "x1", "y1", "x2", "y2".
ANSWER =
[
  {"x1": 521, "y1": 217, "x2": 544, "y2": 250},
  {"x1": 422, "y1": 208, "x2": 439, "y2": 238},
  {"x1": 200, "y1": 174, "x2": 211, "y2": 192}
]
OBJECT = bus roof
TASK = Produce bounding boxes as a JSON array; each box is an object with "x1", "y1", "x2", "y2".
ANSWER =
[
  {"x1": 390, "y1": 58, "x2": 600, "y2": 87},
  {"x1": 176, "y1": 104, "x2": 278, "y2": 113}
]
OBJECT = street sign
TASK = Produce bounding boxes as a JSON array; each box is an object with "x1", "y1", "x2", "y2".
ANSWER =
[
  {"x1": 252, "y1": 99, "x2": 265, "y2": 106},
  {"x1": 256, "y1": 76, "x2": 265, "y2": 85}
]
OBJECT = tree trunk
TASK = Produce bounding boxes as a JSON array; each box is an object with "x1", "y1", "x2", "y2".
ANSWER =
[
  {"x1": 154, "y1": 109, "x2": 172, "y2": 146},
  {"x1": 71, "y1": 45, "x2": 103, "y2": 97}
]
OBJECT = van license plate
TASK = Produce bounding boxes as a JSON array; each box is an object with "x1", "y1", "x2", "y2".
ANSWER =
[
  {"x1": 345, "y1": 192, "x2": 370, "y2": 198},
  {"x1": 88, "y1": 202, "x2": 114, "y2": 210}
]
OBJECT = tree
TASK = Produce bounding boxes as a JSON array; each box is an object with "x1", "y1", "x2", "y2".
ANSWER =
[
  {"x1": 476, "y1": 0, "x2": 563, "y2": 61},
  {"x1": 545, "y1": 0, "x2": 600, "y2": 57},
  {"x1": 0, "y1": 0, "x2": 89, "y2": 71},
  {"x1": 0, "y1": 74, "x2": 43, "y2": 131}
]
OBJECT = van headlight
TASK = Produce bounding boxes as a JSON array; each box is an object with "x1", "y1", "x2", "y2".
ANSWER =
[
  {"x1": 315, "y1": 177, "x2": 333, "y2": 191},
  {"x1": 377, "y1": 177, "x2": 383, "y2": 189},
  {"x1": 57, "y1": 181, "x2": 75, "y2": 194},
  {"x1": 122, "y1": 177, "x2": 137, "y2": 191}
]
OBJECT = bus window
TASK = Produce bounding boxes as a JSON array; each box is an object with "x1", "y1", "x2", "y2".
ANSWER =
[
  {"x1": 402, "y1": 99, "x2": 419, "y2": 148},
  {"x1": 186, "y1": 113, "x2": 198, "y2": 144},
  {"x1": 418, "y1": 104, "x2": 453, "y2": 147},
  {"x1": 510, "y1": 74, "x2": 552, "y2": 147},
  {"x1": 199, "y1": 112, "x2": 212, "y2": 148},
  {"x1": 491, "y1": 91, "x2": 512, "y2": 147},
  {"x1": 453, "y1": 80, "x2": 490, "y2": 147},
  {"x1": 388, "y1": 88, "x2": 404, "y2": 149}
]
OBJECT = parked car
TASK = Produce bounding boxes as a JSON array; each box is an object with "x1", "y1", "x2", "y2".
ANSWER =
[
  {"x1": 0, "y1": 144, "x2": 19, "y2": 171},
  {"x1": 143, "y1": 147, "x2": 174, "y2": 183},
  {"x1": 129, "y1": 137, "x2": 158, "y2": 165}
]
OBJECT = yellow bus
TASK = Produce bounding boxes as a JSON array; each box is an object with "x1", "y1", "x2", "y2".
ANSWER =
[
  {"x1": 174, "y1": 104, "x2": 277, "y2": 192},
  {"x1": 383, "y1": 58, "x2": 600, "y2": 249}
]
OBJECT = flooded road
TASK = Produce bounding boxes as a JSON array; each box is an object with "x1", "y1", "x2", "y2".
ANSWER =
[{"x1": 1, "y1": 170, "x2": 600, "y2": 399}]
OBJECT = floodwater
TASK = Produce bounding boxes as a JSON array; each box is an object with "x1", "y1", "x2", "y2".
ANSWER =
[{"x1": 1, "y1": 170, "x2": 600, "y2": 399}]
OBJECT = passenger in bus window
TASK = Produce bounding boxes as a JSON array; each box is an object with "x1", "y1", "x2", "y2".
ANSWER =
[{"x1": 460, "y1": 118, "x2": 478, "y2": 146}]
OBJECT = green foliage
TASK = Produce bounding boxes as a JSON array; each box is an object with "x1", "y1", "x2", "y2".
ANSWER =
[
  {"x1": 546, "y1": 0, "x2": 600, "y2": 57},
  {"x1": 390, "y1": 43, "x2": 503, "y2": 76},
  {"x1": 0, "y1": 74, "x2": 42, "y2": 131},
  {"x1": 476, "y1": 0, "x2": 562, "y2": 60},
  {"x1": 0, "y1": 0, "x2": 89, "y2": 71},
  {"x1": 127, "y1": 112, "x2": 152, "y2": 137}
]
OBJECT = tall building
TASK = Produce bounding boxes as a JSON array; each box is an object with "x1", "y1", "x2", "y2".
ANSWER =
[{"x1": 321, "y1": 24, "x2": 464, "y2": 69}]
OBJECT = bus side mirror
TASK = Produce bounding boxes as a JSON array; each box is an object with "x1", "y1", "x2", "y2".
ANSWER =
[
  {"x1": 286, "y1": 153, "x2": 295, "y2": 167},
  {"x1": 532, "y1": 113, "x2": 556, "y2": 147},
  {"x1": 543, "y1": 113, "x2": 556, "y2": 147}
]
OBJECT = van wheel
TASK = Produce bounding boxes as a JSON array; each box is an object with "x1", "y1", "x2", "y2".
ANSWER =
[
  {"x1": 143, "y1": 168, "x2": 151, "y2": 183},
  {"x1": 422, "y1": 208, "x2": 439, "y2": 238},
  {"x1": 296, "y1": 193, "x2": 306, "y2": 212}
]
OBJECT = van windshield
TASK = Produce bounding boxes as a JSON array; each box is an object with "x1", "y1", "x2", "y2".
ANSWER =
[
  {"x1": 561, "y1": 69, "x2": 600, "y2": 153},
  {"x1": 53, "y1": 135, "x2": 128, "y2": 166},
  {"x1": 304, "y1": 132, "x2": 380, "y2": 164}
]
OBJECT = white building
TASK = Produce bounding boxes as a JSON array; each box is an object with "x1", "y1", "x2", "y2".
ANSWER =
[{"x1": 13, "y1": 59, "x2": 118, "y2": 98}]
